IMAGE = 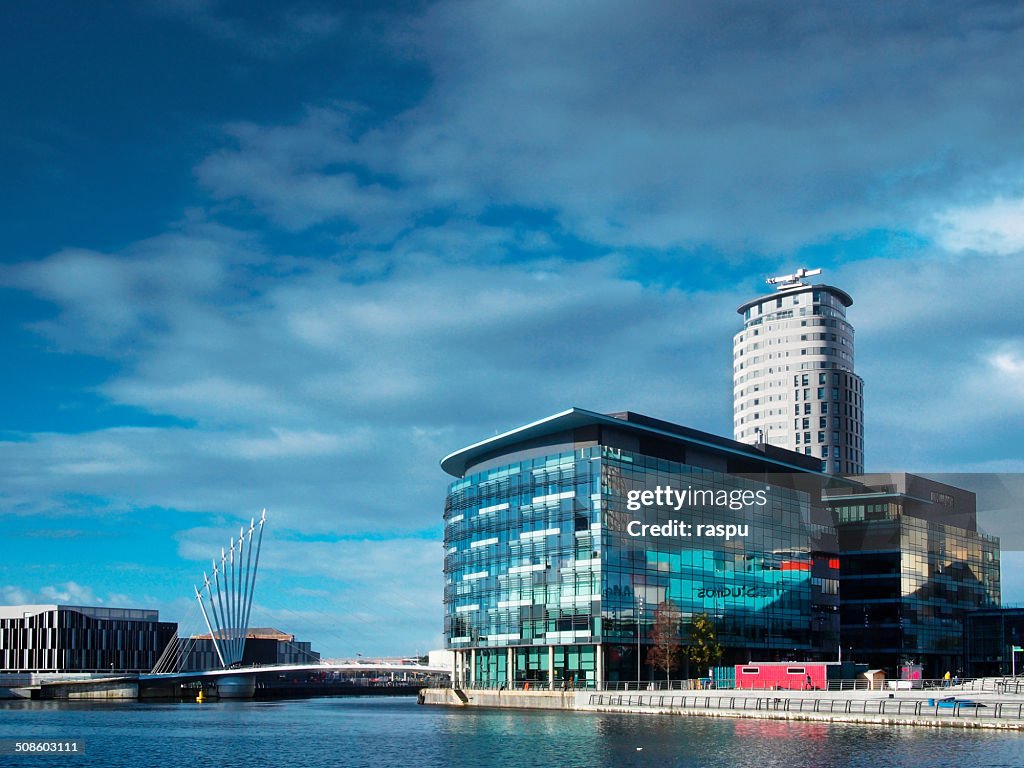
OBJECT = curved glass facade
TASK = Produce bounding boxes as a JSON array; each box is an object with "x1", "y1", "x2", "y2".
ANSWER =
[
  {"x1": 444, "y1": 448, "x2": 601, "y2": 686},
  {"x1": 443, "y1": 438, "x2": 829, "y2": 687}
]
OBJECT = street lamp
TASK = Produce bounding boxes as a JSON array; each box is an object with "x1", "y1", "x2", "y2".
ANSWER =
[{"x1": 636, "y1": 595, "x2": 645, "y2": 687}]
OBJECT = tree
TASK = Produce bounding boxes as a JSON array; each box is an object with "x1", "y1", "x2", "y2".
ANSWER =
[
  {"x1": 685, "y1": 613, "x2": 723, "y2": 679},
  {"x1": 645, "y1": 601, "x2": 683, "y2": 683}
]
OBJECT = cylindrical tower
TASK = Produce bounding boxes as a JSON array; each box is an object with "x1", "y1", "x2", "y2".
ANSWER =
[{"x1": 733, "y1": 268, "x2": 864, "y2": 474}]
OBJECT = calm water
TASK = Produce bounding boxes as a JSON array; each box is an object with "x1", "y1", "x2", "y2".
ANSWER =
[{"x1": 1, "y1": 696, "x2": 1023, "y2": 768}]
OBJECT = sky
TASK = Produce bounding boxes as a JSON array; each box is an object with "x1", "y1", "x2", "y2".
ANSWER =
[{"x1": 1, "y1": 0, "x2": 1024, "y2": 657}]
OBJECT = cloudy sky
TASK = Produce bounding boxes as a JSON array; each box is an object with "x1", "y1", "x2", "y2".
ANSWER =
[{"x1": 2, "y1": 1, "x2": 1023, "y2": 657}]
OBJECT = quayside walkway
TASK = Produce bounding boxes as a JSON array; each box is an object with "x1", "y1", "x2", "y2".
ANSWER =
[{"x1": 420, "y1": 678, "x2": 1024, "y2": 730}]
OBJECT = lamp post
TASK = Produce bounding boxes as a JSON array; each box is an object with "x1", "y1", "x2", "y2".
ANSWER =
[{"x1": 636, "y1": 595, "x2": 645, "y2": 687}]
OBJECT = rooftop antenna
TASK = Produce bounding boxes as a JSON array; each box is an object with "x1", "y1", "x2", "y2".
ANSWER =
[{"x1": 766, "y1": 267, "x2": 822, "y2": 291}]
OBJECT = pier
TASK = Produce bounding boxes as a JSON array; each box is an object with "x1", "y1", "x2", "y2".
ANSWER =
[{"x1": 420, "y1": 678, "x2": 1024, "y2": 729}]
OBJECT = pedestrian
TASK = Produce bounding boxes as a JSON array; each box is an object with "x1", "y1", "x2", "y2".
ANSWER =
[
  {"x1": 943, "y1": 670, "x2": 951, "y2": 688},
  {"x1": 805, "y1": 673, "x2": 812, "y2": 691}
]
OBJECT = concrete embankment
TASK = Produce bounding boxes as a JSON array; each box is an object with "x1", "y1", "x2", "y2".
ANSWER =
[
  {"x1": 40, "y1": 677, "x2": 140, "y2": 700},
  {"x1": 419, "y1": 687, "x2": 1024, "y2": 730},
  {"x1": 0, "y1": 673, "x2": 141, "y2": 700},
  {"x1": 420, "y1": 688, "x2": 575, "y2": 709}
]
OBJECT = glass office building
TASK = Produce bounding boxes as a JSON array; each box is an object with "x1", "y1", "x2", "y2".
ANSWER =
[
  {"x1": 825, "y1": 474, "x2": 1000, "y2": 676},
  {"x1": 441, "y1": 408, "x2": 839, "y2": 688},
  {"x1": 964, "y1": 607, "x2": 1024, "y2": 677}
]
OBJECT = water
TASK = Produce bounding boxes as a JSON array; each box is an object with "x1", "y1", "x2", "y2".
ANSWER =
[{"x1": 2, "y1": 696, "x2": 1023, "y2": 768}]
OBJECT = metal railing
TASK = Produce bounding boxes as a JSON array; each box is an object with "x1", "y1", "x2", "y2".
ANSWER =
[
  {"x1": 600, "y1": 680, "x2": 703, "y2": 691},
  {"x1": 455, "y1": 676, "x2": 1024, "y2": 695},
  {"x1": 586, "y1": 692, "x2": 1024, "y2": 722},
  {"x1": 458, "y1": 680, "x2": 595, "y2": 691}
]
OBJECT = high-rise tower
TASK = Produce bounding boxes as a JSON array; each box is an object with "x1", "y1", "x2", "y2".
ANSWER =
[{"x1": 733, "y1": 268, "x2": 864, "y2": 474}]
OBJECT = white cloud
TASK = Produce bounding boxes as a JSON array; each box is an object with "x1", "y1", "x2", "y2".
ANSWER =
[
  {"x1": 6, "y1": 225, "x2": 1022, "y2": 528},
  {"x1": 828, "y1": 253, "x2": 1024, "y2": 471},
  {"x1": 0, "y1": 586, "x2": 33, "y2": 604},
  {"x1": 0, "y1": 224, "x2": 742, "y2": 539},
  {"x1": 0, "y1": 582, "x2": 108, "y2": 606},
  {"x1": 39, "y1": 581, "x2": 101, "y2": 604},
  {"x1": 933, "y1": 197, "x2": 1024, "y2": 255},
  {"x1": 194, "y1": 1, "x2": 1024, "y2": 251},
  {"x1": 221, "y1": 428, "x2": 348, "y2": 460},
  {"x1": 984, "y1": 344, "x2": 1024, "y2": 402}
]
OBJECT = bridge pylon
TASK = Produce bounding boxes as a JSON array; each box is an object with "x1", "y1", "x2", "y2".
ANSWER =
[{"x1": 193, "y1": 510, "x2": 267, "y2": 668}]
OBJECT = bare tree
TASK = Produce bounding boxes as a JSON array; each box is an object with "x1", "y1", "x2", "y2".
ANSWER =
[{"x1": 645, "y1": 601, "x2": 683, "y2": 683}]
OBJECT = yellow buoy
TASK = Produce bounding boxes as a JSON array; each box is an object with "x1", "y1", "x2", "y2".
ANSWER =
[{"x1": 196, "y1": 690, "x2": 206, "y2": 703}]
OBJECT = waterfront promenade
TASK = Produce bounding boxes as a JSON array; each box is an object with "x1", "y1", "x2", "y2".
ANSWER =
[{"x1": 421, "y1": 679, "x2": 1024, "y2": 729}]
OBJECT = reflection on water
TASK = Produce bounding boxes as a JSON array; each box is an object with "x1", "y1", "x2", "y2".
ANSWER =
[{"x1": 2, "y1": 697, "x2": 1023, "y2": 768}]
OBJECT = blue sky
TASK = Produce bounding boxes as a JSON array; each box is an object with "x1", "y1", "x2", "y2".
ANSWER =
[{"x1": 2, "y1": 1, "x2": 1024, "y2": 657}]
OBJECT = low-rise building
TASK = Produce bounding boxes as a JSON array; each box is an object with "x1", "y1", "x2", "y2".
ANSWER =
[
  {"x1": 0, "y1": 604, "x2": 177, "y2": 673},
  {"x1": 184, "y1": 627, "x2": 320, "y2": 670}
]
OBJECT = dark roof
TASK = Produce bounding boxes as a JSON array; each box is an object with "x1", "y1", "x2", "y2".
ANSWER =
[{"x1": 441, "y1": 407, "x2": 824, "y2": 478}]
